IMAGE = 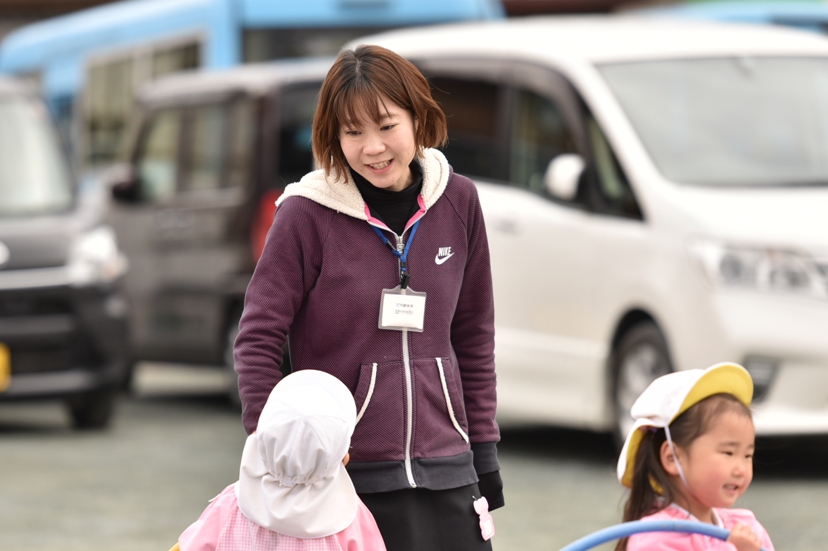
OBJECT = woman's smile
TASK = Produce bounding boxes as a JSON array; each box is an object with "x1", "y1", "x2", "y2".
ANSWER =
[{"x1": 339, "y1": 93, "x2": 418, "y2": 192}]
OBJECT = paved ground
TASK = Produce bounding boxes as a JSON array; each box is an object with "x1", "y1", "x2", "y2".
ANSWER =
[{"x1": 1, "y1": 362, "x2": 827, "y2": 550}]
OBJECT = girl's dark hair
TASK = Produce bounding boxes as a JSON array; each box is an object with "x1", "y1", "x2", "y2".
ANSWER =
[
  {"x1": 312, "y1": 44, "x2": 448, "y2": 181},
  {"x1": 614, "y1": 393, "x2": 752, "y2": 551}
]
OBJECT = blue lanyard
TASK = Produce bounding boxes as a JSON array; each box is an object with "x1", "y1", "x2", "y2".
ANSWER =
[{"x1": 371, "y1": 220, "x2": 420, "y2": 289}]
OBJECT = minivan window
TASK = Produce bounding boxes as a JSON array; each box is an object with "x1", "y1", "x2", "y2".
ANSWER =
[
  {"x1": 587, "y1": 115, "x2": 642, "y2": 219},
  {"x1": 429, "y1": 77, "x2": 506, "y2": 182},
  {"x1": 598, "y1": 57, "x2": 828, "y2": 186},
  {"x1": 186, "y1": 104, "x2": 226, "y2": 193},
  {"x1": 511, "y1": 89, "x2": 576, "y2": 193},
  {"x1": 276, "y1": 85, "x2": 319, "y2": 187},
  {"x1": 0, "y1": 97, "x2": 73, "y2": 216},
  {"x1": 136, "y1": 109, "x2": 182, "y2": 202},
  {"x1": 227, "y1": 98, "x2": 254, "y2": 190}
]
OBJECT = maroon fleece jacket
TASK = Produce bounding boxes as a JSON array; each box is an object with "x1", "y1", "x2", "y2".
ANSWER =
[{"x1": 234, "y1": 166, "x2": 499, "y2": 493}]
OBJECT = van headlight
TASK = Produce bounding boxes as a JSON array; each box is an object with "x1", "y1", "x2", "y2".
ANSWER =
[
  {"x1": 67, "y1": 226, "x2": 129, "y2": 286},
  {"x1": 689, "y1": 239, "x2": 828, "y2": 300}
]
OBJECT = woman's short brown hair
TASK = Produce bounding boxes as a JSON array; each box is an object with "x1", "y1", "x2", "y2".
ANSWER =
[{"x1": 312, "y1": 44, "x2": 448, "y2": 181}]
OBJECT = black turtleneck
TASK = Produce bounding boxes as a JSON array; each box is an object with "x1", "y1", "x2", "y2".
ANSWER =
[{"x1": 351, "y1": 162, "x2": 423, "y2": 236}]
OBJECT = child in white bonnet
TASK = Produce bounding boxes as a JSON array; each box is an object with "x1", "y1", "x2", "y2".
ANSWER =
[{"x1": 172, "y1": 369, "x2": 387, "y2": 551}]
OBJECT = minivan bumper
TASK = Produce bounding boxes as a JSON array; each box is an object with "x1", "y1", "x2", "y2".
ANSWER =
[
  {"x1": 711, "y1": 292, "x2": 828, "y2": 435},
  {"x1": 0, "y1": 283, "x2": 129, "y2": 402}
]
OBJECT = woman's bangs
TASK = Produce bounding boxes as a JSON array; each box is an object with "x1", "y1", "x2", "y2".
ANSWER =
[{"x1": 337, "y1": 83, "x2": 386, "y2": 128}]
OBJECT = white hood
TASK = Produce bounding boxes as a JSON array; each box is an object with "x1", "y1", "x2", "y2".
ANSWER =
[{"x1": 276, "y1": 148, "x2": 452, "y2": 219}]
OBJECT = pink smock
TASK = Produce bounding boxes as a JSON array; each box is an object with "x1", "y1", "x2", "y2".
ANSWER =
[
  {"x1": 627, "y1": 503, "x2": 775, "y2": 551},
  {"x1": 179, "y1": 484, "x2": 387, "y2": 551}
]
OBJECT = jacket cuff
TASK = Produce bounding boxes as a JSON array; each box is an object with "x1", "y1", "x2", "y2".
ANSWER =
[{"x1": 471, "y1": 441, "x2": 500, "y2": 475}]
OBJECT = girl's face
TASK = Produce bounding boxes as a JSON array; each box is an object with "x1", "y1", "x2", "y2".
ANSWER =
[
  {"x1": 664, "y1": 410, "x2": 755, "y2": 523},
  {"x1": 338, "y1": 94, "x2": 418, "y2": 192}
]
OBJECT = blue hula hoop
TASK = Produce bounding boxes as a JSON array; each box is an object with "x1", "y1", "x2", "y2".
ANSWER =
[{"x1": 558, "y1": 519, "x2": 768, "y2": 551}]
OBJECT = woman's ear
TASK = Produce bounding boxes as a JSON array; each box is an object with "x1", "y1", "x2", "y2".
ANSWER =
[{"x1": 660, "y1": 440, "x2": 681, "y2": 477}]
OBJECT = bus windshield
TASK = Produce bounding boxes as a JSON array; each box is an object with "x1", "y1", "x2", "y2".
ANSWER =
[
  {"x1": 0, "y1": 96, "x2": 73, "y2": 216},
  {"x1": 599, "y1": 57, "x2": 828, "y2": 187}
]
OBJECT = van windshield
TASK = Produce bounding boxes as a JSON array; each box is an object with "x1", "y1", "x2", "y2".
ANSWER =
[
  {"x1": 0, "y1": 96, "x2": 73, "y2": 216},
  {"x1": 598, "y1": 57, "x2": 828, "y2": 186}
]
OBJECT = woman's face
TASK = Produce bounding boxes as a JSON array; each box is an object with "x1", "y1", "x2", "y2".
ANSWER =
[{"x1": 338, "y1": 94, "x2": 418, "y2": 192}]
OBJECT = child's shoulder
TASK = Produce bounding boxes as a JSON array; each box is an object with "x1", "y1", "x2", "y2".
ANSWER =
[
  {"x1": 639, "y1": 505, "x2": 685, "y2": 522},
  {"x1": 716, "y1": 507, "x2": 759, "y2": 525}
]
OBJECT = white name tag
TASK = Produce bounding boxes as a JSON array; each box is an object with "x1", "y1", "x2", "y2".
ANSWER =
[{"x1": 379, "y1": 286, "x2": 426, "y2": 332}]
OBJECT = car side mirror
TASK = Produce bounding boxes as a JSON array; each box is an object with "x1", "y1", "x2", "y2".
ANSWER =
[
  {"x1": 105, "y1": 164, "x2": 141, "y2": 202},
  {"x1": 544, "y1": 154, "x2": 585, "y2": 201}
]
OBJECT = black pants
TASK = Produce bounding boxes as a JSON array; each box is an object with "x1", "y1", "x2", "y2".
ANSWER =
[{"x1": 359, "y1": 483, "x2": 494, "y2": 551}]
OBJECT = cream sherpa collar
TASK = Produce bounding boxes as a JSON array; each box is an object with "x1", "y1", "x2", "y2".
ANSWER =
[{"x1": 276, "y1": 148, "x2": 451, "y2": 219}]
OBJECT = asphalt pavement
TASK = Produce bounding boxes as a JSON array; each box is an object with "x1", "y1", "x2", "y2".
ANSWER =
[{"x1": 1, "y1": 363, "x2": 827, "y2": 551}]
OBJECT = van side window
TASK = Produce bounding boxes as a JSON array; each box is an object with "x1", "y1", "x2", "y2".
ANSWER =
[
  {"x1": 587, "y1": 115, "x2": 643, "y2": 220},
  {"x1": 276, "y1": 84, "x2": 319, "y2": 187},
  {"x1": 511, "y1": 89, "x2": 577, "y2": 194},
  {"x1": 185, "y1": 104, "x2": 227, "y2": 192},
  {"x1": 136, "y1": 109, "x2": 182, "y2": 202},
  {"x1": 227, "y1": 98, "x2": 255, "y2": 190},
  {"x1": 429, "y1": 77, "x2": 506, "y2": 182}
]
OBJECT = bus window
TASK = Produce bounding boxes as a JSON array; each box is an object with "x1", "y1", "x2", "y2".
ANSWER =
[
  {"x1": 85, "y1": 57, "x2": 133, "y2": 165},
  {"x1": 83, "y1": 39, "x2": 201, "y2": 168},
  {"x1": 152, "y1": 41, "x2": 200, "y2": 79},
  {"x1": 244, "y1": 28, "x2": 388, "y2": 62}
]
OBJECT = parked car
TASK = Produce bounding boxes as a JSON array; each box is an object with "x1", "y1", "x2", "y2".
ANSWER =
[
  {"x1": 351, "y1": 16, "x2": 828, "y2": 442},
  {"x1": 104, "y1": 58, "x2": 333, "y2": 404},
  {"x1": 0, "y1": 77, "x2": 129, "y2": 429}
]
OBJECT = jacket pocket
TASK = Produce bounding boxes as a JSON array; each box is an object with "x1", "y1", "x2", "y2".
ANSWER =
[
  {"x1": 411, "y1": 357, "x2": 470, "y2": 459},
  {"x1": 436, "y1": 357, "x2": 470, "y2": 443},
  {"x1": 351, "y1": 360, "x2": 406, "y2": 462}
]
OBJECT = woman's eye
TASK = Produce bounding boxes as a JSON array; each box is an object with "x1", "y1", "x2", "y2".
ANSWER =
[
  {"x1": 381, "y1": 124, "x2": 396, "y2": 131},
  {"x1": 343, "y1": 130, "x2": 359, "y2": 136}
]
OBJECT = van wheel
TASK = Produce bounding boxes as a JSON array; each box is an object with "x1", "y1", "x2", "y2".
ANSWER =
[
  {"x1": 611, "y1": 322, "x2": 672, "y2": 449},
  {"x1": 67, "y1": 389, "x2": 117, "y2": 430}
]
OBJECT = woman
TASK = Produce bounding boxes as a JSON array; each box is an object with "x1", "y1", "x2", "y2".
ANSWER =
[{"x1": 234, "y1": 44, "x2": 502, "y2": 551}]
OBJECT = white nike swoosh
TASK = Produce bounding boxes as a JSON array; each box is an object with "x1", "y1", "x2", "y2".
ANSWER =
[{"x1": 435, "y1": 253, "x2": 454, "y2": 265}]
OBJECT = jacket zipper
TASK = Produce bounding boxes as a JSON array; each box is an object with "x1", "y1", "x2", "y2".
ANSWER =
[{"x1": 397, "y1": 233, "x2": 417, "y2": 488}]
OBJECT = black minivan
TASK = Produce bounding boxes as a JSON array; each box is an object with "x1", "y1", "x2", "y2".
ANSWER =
[
  {"x1": 0, "y1": 77, "x2": 130, "y2": 428},
  {"x1": 105, "y1": 58, "x2": 332, "y2": 403}
]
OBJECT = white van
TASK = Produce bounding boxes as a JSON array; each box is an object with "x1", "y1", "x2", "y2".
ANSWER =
[{"x1": 353, "y1": 16, "x2": 828, "y2": 442}]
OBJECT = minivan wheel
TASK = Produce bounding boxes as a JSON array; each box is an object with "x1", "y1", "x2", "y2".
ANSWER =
[
  {"x1": 611, "y1": 322, "x2": 672, "y2": 449},
  {"x1": 67, "y1": 388, "x2": 118, "y2": 430}
]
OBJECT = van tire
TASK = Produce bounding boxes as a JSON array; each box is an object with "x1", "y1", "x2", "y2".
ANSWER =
[
  {"x1": 611, "y1": 321, "x2": 672, "y2": 450},
  {"x1": 67, "y1": 389, "x2": 117, "y2": 430}
]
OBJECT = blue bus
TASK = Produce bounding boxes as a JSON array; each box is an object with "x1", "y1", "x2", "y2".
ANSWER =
[
  {"x1": 0, "y1": 0, "x2": 504, "y2": 169},
  {"x1": 631, "y1": 1, "x2": 828, "y2": 34}
]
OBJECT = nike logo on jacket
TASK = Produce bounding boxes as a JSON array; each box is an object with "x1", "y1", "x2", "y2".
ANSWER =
[{"x1": 435, "y1": 247, "x2": 454, "y2": 265}]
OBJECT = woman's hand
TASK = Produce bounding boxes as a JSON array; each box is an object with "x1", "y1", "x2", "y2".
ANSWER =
[{"x1": 727, "y1": 523, "x2": 762, "y2": 551}]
